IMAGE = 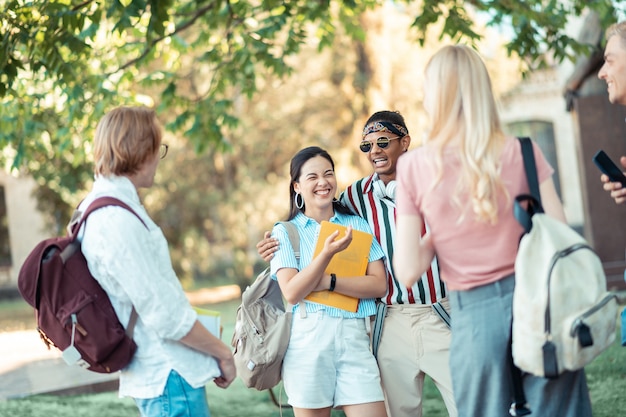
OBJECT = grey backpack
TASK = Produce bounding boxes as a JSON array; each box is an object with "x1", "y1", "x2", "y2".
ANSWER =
[{"x1": 231, "y1": 221, "x2": 299, "y2": 390}]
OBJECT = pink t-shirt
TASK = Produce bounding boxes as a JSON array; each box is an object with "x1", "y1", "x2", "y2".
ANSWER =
[{"x1": 396, "y1": 137, "x2": 553, "y2": 291}]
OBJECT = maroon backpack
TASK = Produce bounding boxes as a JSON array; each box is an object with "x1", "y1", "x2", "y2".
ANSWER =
[{"x1": 18, "y1": 197, "x2": 145, "y2": 373}]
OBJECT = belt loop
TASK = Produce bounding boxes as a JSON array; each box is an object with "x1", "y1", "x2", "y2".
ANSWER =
[
  {"x1": 498, "y1": 274, "x2": 514, "y2": 296},
  {"x1": 298, "y1": 302, "x2": 307, "y2": 318},
  {"x1": 494, "y1": 279, "x2": 503, "y2": 297},
  {"x1": 454, "y1": 291, "x2": 463, "y2": 310}
]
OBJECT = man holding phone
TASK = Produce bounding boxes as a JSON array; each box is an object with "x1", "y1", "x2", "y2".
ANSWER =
[{"x1": 598, "y1": 21, "x2": 626, "y2": 203}]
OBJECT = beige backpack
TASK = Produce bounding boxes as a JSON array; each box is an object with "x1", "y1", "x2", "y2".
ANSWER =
[{"x1": 231, "y1": 221, "x2": 299, "y2": 390}]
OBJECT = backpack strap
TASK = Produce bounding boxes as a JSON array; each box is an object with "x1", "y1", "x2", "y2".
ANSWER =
[
  {"x1": 371, "y1": 302, "x2": 387, "y2": 360},
  {"x1": 68, "y1": 196, "x2": 146, "y2": 339},
  {"x1": 514, "y1": 137, "x2": 545, "y2": 233},
  {"x1": 279, "y1": 221, "x2": 300, "y2": 262},
  {"x1": 277, "y1": 221, "x2": 306, "y2": 318},
  {"x1": 69, "y1": 197, "x2": 147, "y2": 239},
  {"x1": 519, "y1": 137, "x2": 541, "y2": 203},
  {"x1": 508, "y1": 322, "x2": 531, "y2": 416},
  {"x1": 126, "y1": 308, "x2": 139, "y2": 338},
  {"x1": 510, "y1": 138, "x2": 533, "y2": 416},
  {"x1": 62, "y1": 197, "x2": 147, "y2": 264}
]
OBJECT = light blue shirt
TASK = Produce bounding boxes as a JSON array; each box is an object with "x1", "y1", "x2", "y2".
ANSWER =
[{"x1": 270, "y1": 211, "x2": 385, "y2": 318}]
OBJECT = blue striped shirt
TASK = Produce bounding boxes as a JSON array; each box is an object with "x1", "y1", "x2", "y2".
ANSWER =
[{"x1": 270, "y1": 211, "x2": 385, "y2": 318}]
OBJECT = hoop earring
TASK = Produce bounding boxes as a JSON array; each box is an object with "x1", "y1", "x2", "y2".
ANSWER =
[{"x1": 295, "y1": 193, "x2": 304, "y2": 209}]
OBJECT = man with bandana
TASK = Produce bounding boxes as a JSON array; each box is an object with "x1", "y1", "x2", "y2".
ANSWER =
[{"x1": 257, "y1": 111, "x2": 457, "y2": 417}]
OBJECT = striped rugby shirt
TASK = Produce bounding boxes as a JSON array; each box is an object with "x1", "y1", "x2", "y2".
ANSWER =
[{"x1": 341, "y1": 173, "x2": 447, "y2": 305}]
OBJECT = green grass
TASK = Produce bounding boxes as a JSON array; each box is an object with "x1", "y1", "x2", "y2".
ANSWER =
[
  {"x1": 0, "y1": 298, "x2": 36, "y2": 332},
  {"x1": 585, "y1": 319, "x2": 626, "y2": 413},
  {"x1": 1, "y1": 298, "x2": 625, "y2": 416}
]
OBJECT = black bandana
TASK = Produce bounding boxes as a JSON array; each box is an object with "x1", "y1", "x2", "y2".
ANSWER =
[{"x1": 362, "y1": 121, "x2": 409, "y2": 138}]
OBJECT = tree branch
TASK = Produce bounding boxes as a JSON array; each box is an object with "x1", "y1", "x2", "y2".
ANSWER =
[
  {"x1": 116, "y1": 2, "x2": 217, "y2": 72},
  {"x1": 72, "y1": 0, "x2": 95, "y2": 12}
]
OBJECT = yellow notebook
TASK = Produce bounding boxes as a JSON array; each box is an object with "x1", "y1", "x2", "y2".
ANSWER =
[{"x1": 304, "y1": 221, "x2": 373, "y2": 312}]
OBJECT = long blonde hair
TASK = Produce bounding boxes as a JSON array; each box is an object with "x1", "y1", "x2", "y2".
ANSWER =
[{"x1": 423, "y1": 45, "x2": 507, "y2": 224}]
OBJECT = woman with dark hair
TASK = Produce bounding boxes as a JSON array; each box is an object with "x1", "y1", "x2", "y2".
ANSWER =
[{"x1": 270, "y1": 146, "x2": 388, "y2": 417}]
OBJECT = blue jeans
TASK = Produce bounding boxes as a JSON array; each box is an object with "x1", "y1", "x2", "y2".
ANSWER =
[{"x1": 134, "y1": 370, "x2": 211, "y2": 417}]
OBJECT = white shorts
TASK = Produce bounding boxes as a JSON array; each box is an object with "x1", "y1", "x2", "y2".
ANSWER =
[{"x1": 282, "y1": 311, "x2": 384, "y2": 409}]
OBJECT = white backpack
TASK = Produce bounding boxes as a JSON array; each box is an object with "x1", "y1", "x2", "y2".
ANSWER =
[{"x1": 512, "y1": 137, "x2": 617, "y2": 378}]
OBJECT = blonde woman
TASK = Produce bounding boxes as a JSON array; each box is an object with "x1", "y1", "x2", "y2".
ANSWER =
[{"x1": 393, "y1": 45, "x2": 593, "y2": 417}]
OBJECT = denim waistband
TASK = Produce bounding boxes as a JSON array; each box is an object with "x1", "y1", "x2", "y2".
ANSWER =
[{"x1": 451, "y1": 274, "x2": 515, "y2": 307}]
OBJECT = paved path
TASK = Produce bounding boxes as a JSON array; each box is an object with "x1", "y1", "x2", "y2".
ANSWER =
[
  {"x1": 0, "y1": 285, "x2": 240, "y2": 400},
  {"x1": 0, "y1": 330, "x2": 119, "y2": 399}
]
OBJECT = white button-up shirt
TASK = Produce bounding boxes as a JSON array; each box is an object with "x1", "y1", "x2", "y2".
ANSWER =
[{"x1": 78, "y1": 175, "x2": 220, "y2": 399}]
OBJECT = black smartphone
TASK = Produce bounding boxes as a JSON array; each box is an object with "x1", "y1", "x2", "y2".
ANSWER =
[{"x1": 593, "y1": 150, "x2": 626, "y2": 186}]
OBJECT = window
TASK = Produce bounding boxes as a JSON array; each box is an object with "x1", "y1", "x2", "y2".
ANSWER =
[
  {"x1": 505, "y1": 121, "x2": 561, "y2": 198},
  {"x1": 0, "y1": 186, "x2": 11, "y2": 267}
]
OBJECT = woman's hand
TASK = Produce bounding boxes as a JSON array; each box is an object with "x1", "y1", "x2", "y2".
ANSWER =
[{"x1": 322, "y1": 226, "x2": 353, "y2": 256}]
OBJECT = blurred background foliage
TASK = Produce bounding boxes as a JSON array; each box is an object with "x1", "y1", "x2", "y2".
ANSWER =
[{"x1": 1, "y1": 0, "x2": 624, "y2": 290}]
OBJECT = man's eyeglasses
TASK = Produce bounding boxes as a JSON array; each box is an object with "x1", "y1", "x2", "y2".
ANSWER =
[
  {"x1": 159, "y1": 144, "x2": 169, "y2": 159},
  {"x1": 359, "y1": 136, "x2": 402, "y2": 153}
]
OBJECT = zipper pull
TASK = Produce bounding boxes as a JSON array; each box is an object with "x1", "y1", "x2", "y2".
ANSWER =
[{"x1": 575, "y1": 322, "x2": 593, "y2": 347}]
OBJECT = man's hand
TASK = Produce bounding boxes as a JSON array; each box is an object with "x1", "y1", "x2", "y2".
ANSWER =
[
  {"x1": 256, "y1": 231, "x2": 279, "y2": 262},
  {"x1": 213, "y1": 356, "x2": 236, "y2": 389},
  {"x1": 601, "y1": 155, "x2": 626, "y2": 204}
]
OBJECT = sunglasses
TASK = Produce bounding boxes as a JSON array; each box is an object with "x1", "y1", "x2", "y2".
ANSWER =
[{"x1": 359, "y1": 136, "x2": 402, "y2": 153}]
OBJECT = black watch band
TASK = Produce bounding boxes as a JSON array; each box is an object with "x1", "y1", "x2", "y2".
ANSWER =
[{"x1": 329, "y1": 273, "x2": 337, "y2": 292}]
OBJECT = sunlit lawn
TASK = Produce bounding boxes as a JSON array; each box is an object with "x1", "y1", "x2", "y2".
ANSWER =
[{"x1": 0, "y1": 297, "x2": 625, "y2": 417}]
